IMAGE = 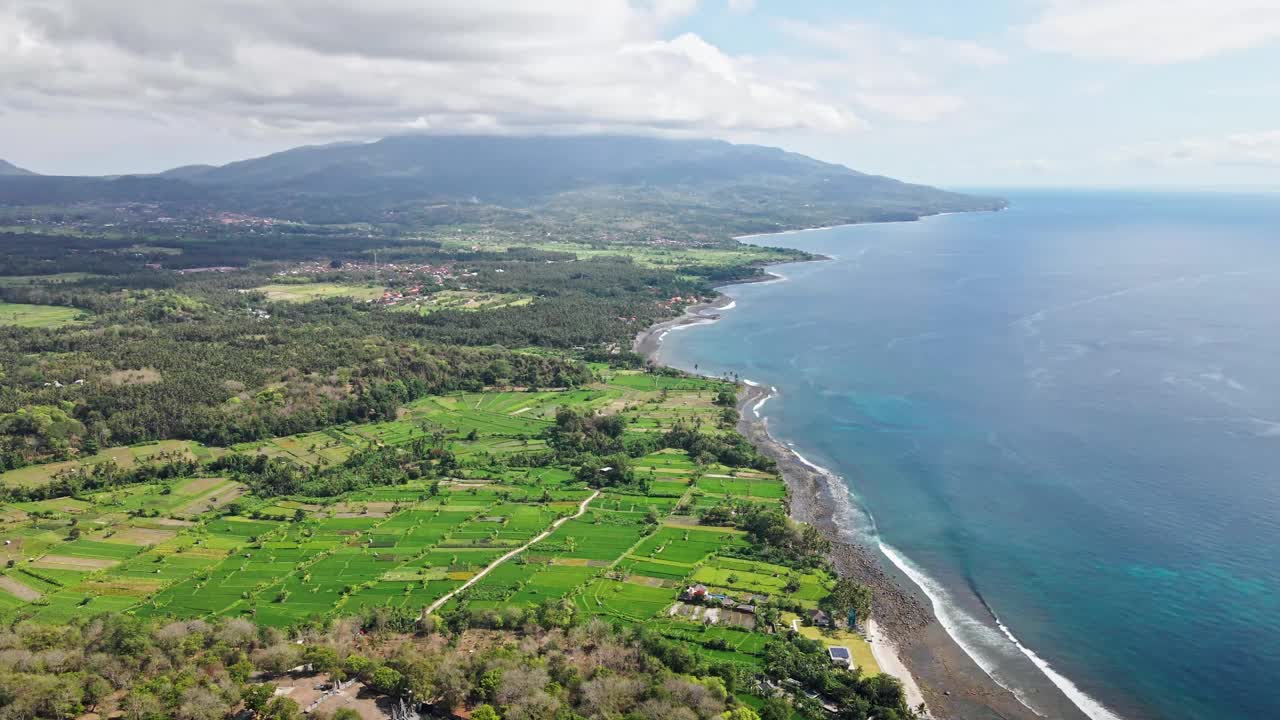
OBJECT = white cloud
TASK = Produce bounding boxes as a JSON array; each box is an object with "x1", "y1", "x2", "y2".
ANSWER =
[
  {"x1": 782, "y1": 20, "x2": 1007, "y2": 74},
  {"x1": 851, "y1": 93, "x2": 965, "y2": 124},
  {"x1": 0, "y1": 0, "x2": 858, "y2": 143},
  {"x1": 775, "y1": 20, "x2": 1004, "y2": 122},
  {"x1": 726, "y1": 0, "x2": 755, "y2": 14},
  {"x1": 1128, "y1": 130, "x2": 1280, "y2": 167},
  {"x1": 1025, "y1": 0, "x2": 1280, "y2": 64}
]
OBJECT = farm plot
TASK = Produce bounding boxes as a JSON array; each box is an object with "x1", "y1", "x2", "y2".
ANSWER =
[
  {"x1": 605, "y1": 372, "x2": 720, "y2": 392},
  {"x1": 408, "y1": 400, "x2": 553, "y2": 438},
  {"x1": 392, "y1": 290, "x2": 532, "y2": 315},
  {"x1": 645, "y1": 480, "x2": 690, "y2": 497},
  {"x1": 509, "y1": 565, "x2": 598, "y2": 605},
  {"x1": 690, "y1": 558, "x2": 833, "y2": 604},
  {"x1": 235, "y1": 431, "x2": 357, "y2": 466},
  {"x1": 576, "y1": 578, "x2": 675, "y2": 621},
  {"x1": 532, "y1": 512, "x2": 648, "y2": 563},
  {"x1": 0, "y1": 575, "x2": 42, "y2": 602},
  {"x1": 598, "y1": 493, "x2": 681, "y2": 515},
  {"x1": 635, "y1": 450, "x2": 700, "y2": 471},
  {"x1": 459, "y1": 561, "x2": 541, "y2": 609},
  {"x1": 695, "y1": 475, "x2": 787, "y2": 500},
  {"x1": 628, "y1": 526, "x2": 732, "y2": 566}
]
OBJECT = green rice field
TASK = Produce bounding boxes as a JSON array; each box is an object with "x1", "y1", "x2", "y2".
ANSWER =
[{"x1": 0, "y1": 375, "x2": 842, "y2": 672}]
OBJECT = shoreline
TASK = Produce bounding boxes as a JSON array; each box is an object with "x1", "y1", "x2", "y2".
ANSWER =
[
  {"x1": 730, "y1": 207, "x2": 1004, "y2": 241},
  {"x1": 635, "y1": 261, "x2": 1087, "y2": 720}
]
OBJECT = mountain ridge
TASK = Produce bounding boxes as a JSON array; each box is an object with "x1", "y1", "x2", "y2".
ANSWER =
[
  {"x1": 0, "y1": 134, "x2": 1003, "y2": 229},
  {"x1": 0, "y1": 159, "x2": 36, "y2": 177}
]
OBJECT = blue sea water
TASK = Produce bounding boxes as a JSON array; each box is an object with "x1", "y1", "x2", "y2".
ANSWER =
[{"x1": 658, "y1": 191, "x2": 1280, "y2": 720}]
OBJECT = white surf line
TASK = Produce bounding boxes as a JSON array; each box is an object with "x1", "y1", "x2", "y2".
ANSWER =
[
  {"x1": 879, "y1": 542, "x2": 1125, "y2": 720},
  {"x1": 993, "y1": 615, "x2": 1126, "y2": 720},
  {"x1": 751, "y1": 386, "x2": 776, "y2": 418},
  {"x1": 424, "y1": 489, "x2": 600, "y2": 615},
  {"x1": 780, "y1": 440, "x2": 1098, "y2": 719}
]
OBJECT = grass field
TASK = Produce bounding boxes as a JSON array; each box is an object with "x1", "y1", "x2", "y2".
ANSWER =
[
  {"x1": 253, "y1": 282, "x2": 386, "y2": 302},
  {"x1": 0, "y1": 302, "x2": 89, "y2": 328},
  {"x1": 792, "y1": 620, "x2": 881, "y2": 675}
]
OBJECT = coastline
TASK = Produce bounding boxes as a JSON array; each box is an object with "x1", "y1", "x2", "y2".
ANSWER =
[{"x1": 635, "y1": 265, "x2": 1088, "y2": 720}]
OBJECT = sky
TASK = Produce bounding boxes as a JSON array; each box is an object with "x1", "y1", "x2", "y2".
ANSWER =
[{"x1": 1, "y1": 0, "x2": 1278, "y2": 188}]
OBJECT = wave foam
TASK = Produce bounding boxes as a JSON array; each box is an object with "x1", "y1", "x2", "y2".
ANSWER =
[
  {"x1": 993, "y1": 616, "x2": 1126, "y2": 720},
  {"x1": 877, "y1": 544, "x2": 1045, "y2": 713},
  {"x1": 879, "y1": 543, "x2": 1125, "y2": 720},
  {"x1": 752, "y1": 393, "x2": 772, "y2": 418},
  {"x1": 666, "y1": 318, "x2": 718, "y2": 334},
  {"x1": 708, "y1": 380, "x2": 1125, "y2": 718}
]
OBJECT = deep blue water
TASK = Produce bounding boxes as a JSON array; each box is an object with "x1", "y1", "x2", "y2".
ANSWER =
[{"x1": 658, "y1": 191, "x2": 1280, "y2": 720}]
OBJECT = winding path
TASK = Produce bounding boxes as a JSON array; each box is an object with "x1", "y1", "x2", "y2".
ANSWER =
[{"x1": 423, "y1": 489, "x2": 600, "y2": 614}]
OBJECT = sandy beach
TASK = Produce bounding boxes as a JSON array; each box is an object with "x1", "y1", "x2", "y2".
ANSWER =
[{"x1": 638, "y1": 286, "x2": 1089, "y2": 720}]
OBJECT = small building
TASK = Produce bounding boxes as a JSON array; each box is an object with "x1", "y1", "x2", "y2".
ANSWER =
[
  {"x1": 735, "y1": 604, "x2": 756, "y2": 614},
  {"x1": 809, "y1": 608, "x2": 831, "y2": 627},
  {"x1": 681, "y1": 584, "x2": 709, "y2": 602},
  {"x1": 827, "y1": 646, "x2": 852, "y2": 668}
]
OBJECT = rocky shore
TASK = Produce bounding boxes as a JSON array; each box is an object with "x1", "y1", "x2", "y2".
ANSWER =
[
  {"x1": 639, "y1": 295, "x2": 1085, "y2": 720},
  {"x1": 734, "y1": 384, "x2": 1072, "y2": 720}
]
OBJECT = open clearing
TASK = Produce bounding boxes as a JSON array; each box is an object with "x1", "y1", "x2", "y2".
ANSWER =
[
  {"x1": 0, "y1": 302, "x2": 89, "y2": 328},
  {"x1": 254, "y1": 282, "x2": 386, "y2": 302},
  {"x1": 393, "y1": 290, "x2": 532, "y2": 314}
]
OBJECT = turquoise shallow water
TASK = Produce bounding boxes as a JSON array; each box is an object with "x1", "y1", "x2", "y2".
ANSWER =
[{"x1": 658, "y1": 191, "x2": 1280, "y2": 720}]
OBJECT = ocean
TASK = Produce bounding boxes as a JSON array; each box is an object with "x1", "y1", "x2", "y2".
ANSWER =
[{"x1": 657, "y1": 190, "x2": 1280, "y2": 720}]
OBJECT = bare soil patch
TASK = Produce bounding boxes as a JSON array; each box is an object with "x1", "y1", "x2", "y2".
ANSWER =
[
  {"x1": 175, "y1": 484, "x2": 246, "y2": 516},
  {"x1": 34, "y1": 555, "x2": 118, "y2": 570},
  {"x1": 107, "y1": 368, "x2": 162, "y2": 386},
  {"x1": 105, "y1": 527, "x2": 176, "y2": 546},
  {"x1": 178, "y1": 476, "x2": 227, "y2": 495},
  {"x1": 0, "y1": 576, "x2": 41, "y2": 601}
]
